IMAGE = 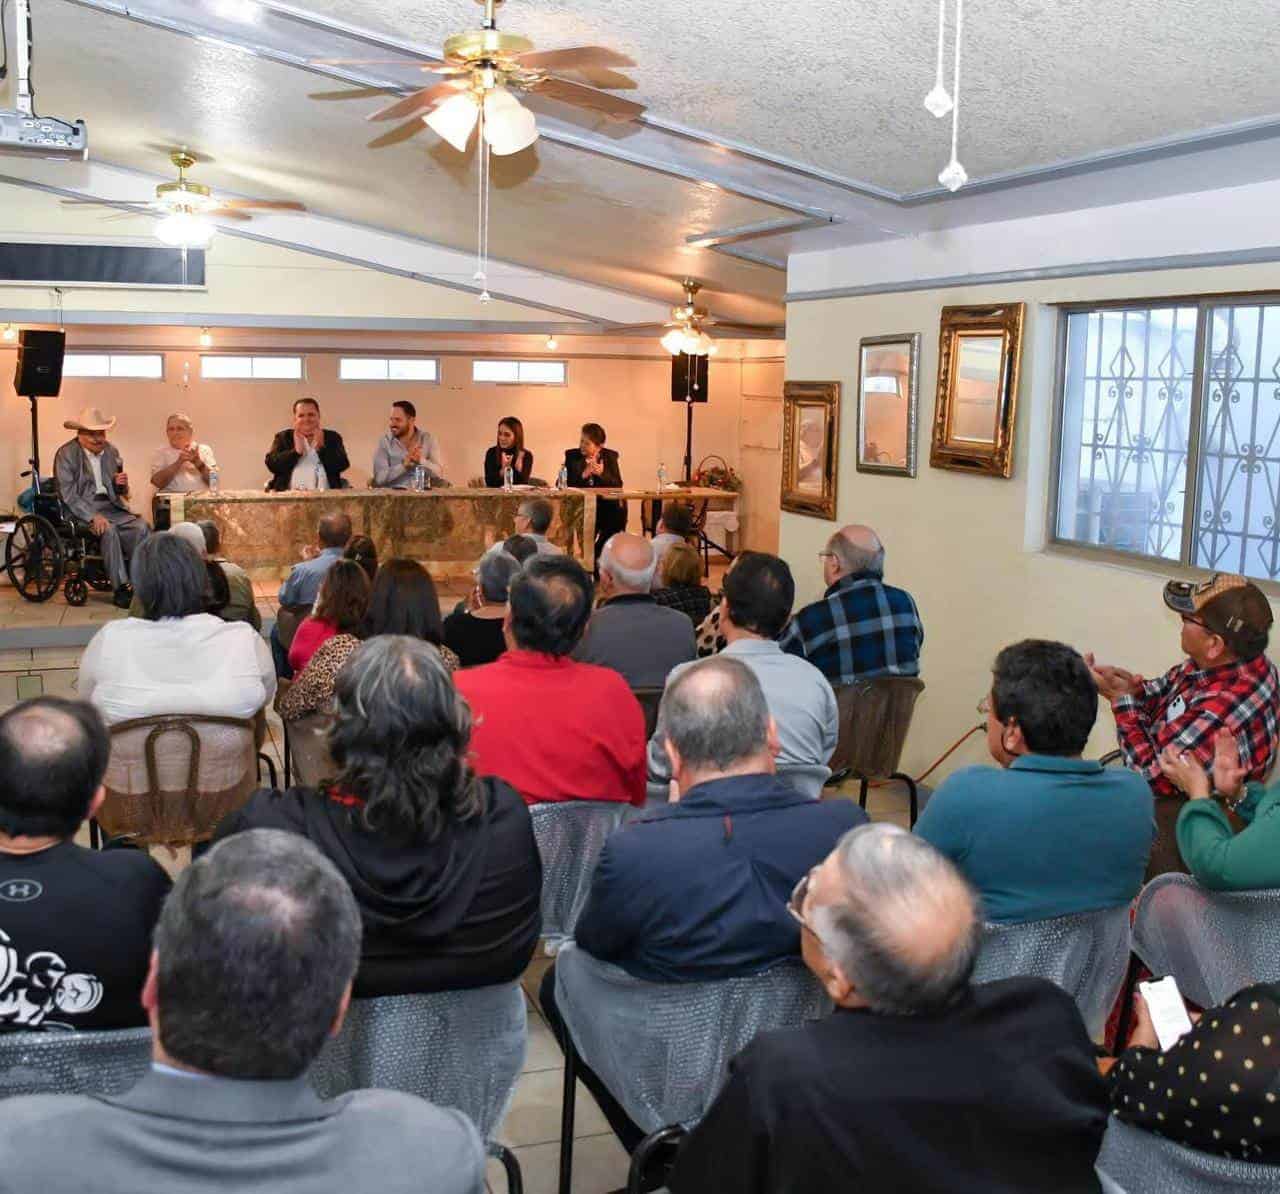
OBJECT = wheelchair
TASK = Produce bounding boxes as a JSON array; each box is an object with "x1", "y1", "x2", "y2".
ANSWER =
[{"x1": 4, "y1": 477, "x2": 113, "y2": 606}]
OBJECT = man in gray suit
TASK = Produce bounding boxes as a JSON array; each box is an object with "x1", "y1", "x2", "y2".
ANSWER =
[
  {"x1": 52, "y1": 406, "x2": 150, "y2": 608},
  {"x1": 573, "y1": 532, "x2": 696, "y2": 687},
  {"x1": 0, "y1": 829, "x2": 486, "y2": 1194}
]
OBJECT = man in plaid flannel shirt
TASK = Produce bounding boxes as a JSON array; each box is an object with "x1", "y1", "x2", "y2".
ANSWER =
[
  {"x1": 1088, "y1": 573, "x2": 1279, "y2": 875},
  {"x1": 778, "y1": 525, "x2": 923, "y2": 683}
]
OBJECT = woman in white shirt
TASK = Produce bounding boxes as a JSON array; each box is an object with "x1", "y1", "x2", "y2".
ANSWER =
[
  {"x1": 150, "y1": 412, "x2": 216, "y2": 494},
  {"x1": 79, "y1": 532, "x2": 275, "y2": 726}
]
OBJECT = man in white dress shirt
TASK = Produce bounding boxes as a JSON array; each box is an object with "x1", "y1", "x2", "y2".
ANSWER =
[
  {"x1": 372, "y1": 400, "x2": 445, "y2": 489},
  {"x1": 150, "y1": 412, "x2": 216, "y2": 494}
]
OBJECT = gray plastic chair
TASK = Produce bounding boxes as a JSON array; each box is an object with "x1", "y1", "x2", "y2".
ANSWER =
[
  {"x1": 309, "y1": 984, "x2": 526, "y2": 1192},
  {"x1": 972, "y1": 905, "x2": 1131, "y2": 1040},
  {"x1": 1097, "y1": 1115, "x2": 1280, "y2": 1192},
  {"x1": 553, "y1": 942, "x2": 831, "y2": 1194},
  {"x1": 1096, "y1": 1168, "x2": 1128, "y2": 1194},
  {"x1": 529, "y1": 800, "x2": 626, "y2": 950},
  {"x1": 1131, "y1": 872, "x2": 1280, "y2": 1010},
  {"x1": 0, "y1": 1026, "x2": 152, "y2": 1099}
]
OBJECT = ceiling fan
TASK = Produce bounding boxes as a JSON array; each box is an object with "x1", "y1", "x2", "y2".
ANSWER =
[
  {"x1": 60, "y1": 150, "x2": 306, "y2": 248},
  {"x1": 314, "y1": 0, "x2": 646, "y2": 154},
  {"x1": 615, "y1": 279, "x2": 781, "y2": 356}
]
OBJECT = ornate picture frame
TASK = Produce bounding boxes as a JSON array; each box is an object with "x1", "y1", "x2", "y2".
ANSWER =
[
  {"x1": 782, "y1": 380, "x2": 840, "y2": 520},
  {"x1": 929, "y1": 303, "x2": 1025, "y2": 478},
  {"x1": 856, "y1": 332, "x2": 920, "y2": 478}
]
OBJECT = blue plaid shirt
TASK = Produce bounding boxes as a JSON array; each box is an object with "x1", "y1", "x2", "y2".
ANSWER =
[{"x1": 778, "y1": 572, "x2": 923, "y2": 684}]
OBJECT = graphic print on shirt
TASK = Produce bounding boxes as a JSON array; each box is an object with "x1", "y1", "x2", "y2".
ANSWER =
[{"x1": 0, "y1": 928, "x2": 103, "y2": 1030}]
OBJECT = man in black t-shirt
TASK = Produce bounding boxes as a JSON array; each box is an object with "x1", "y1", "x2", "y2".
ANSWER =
[{"x1": 0, "y1": 698, "x2": 170, "y2": 1031}]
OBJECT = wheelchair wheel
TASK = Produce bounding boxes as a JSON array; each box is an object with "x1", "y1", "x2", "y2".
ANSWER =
[
  {"x1": 64, "y1": 576, "x2": 88, "y2": 606},
  {"x1": 3, "y1": 514, "x2": 64, "y2": 602}
]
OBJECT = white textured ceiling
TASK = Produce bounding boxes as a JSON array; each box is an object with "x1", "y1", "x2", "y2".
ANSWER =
[{"x1": 288, "y1": 0, "x2": 1280, "y2": 191}]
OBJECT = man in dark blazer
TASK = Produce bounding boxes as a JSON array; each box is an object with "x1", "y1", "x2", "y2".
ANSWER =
[
  {"x1": 265, "y1": 397, "x2": 350, "y2": 490},
  {"x1": 0, "y1": 829, "x2": 485, "y2": 1194},
  {"x1": 53, "y1": 406, "x2": 150, "y2": 607},
  {"x1": 670, "y1": 824, "x2": 1110, "y2": 1194},
  {"x1": 539, "y1": 657, "x2": 865, "y2": 1152}
]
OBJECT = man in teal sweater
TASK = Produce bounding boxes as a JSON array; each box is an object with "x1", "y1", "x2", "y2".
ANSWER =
[
  {"x1": 1160, "y1": 729, "x2": 1280, "y2": 890},
  {"x1": 915, "y1": 639, "x2": 1154, "y2": 923}
]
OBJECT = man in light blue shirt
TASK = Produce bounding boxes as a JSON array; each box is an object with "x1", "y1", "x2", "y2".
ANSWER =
[
  {"x1": 648, "y1": 551, "x2": 837, "y2": 801},
  {"x1": 277, "y1": 512, "x2": 352, "y2": 609},
  {"x1": 481, "y1": 498, "x2": 563, "y2": 560},
  {"x1": 915, "y1": 639, "x2": 1154, "y2": 924},
  {"x1": 372, "y1": 400, "x2": 445, "y2": 489}
]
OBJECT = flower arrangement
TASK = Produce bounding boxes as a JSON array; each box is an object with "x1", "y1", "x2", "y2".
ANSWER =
[{"x1": 692, "y1": 454, "x2": 743, "y2": 492}]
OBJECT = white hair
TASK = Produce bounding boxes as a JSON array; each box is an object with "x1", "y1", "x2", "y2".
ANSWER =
[{"x1": 600, "y1": 536, "x2": 656, "y2": 591}]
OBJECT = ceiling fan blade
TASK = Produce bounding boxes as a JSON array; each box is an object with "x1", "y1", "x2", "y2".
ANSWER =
[
  {"x1": 310, "y1": 57, "x2": 436, "y2": 66},
  {"x1": 215, "y1": 199, "x2": 306, "y2": 211},
  {"x1": 60, "y1": 198, "x2": 149, "y2": 208},
  {"x1": 704, "y1": 320, "x2": 784, "y2": 333},
  {"x1": 309, "y1": 86, "x2": 397, "y2": 101},
  {"x1": 211, "y1": 209, "x2": 254, "y2": 222},
  {"x1": 516, "y1": 46, "x2": 635, "y2": 71},
  {"x1": 609, "y1": 323, "x2": 670, "y2": 333},
  {"x1": 556, "y1": 67, "x2": 637, "y2": 91},
  {"x1": 369, "y1": 81, "x2": 467, "y2": 123},
  {"x1": 531, "y1": 76, "x2": 646, "y2": 122},
  {"x1": 367, "y1": 119, "x2": 426, "y2": 149}
]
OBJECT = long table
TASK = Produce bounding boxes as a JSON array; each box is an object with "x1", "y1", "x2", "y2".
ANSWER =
[{"x1": 170, "y1": 486, "x2": 738, "y2": 579}]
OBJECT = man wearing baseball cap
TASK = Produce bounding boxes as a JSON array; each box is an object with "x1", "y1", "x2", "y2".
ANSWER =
[
  {"x1": 1088, "y1": 573, "x2": 1279, "y2": 875},
  {"x1": 53, "y1": 407, "x2": 150, "y2": 609}
]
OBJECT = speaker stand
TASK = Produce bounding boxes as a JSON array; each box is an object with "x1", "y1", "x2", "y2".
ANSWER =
[
  {"x1": 682, "y1": 396, "x2": 695, "y2": 484},
  {"x1": 26, "y1": 394, "x2": 42, "y2": 486}
]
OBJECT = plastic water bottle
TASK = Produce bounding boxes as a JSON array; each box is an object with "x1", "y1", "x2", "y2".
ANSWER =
[
  {"x1": 312, "y1": 460, "x2": 323, "y2": 490},
  {"x1": 555, "y1": 465, "x2": 568, "y2": 491},
  {"x1": 657, "y1": 461, "x2": 669, "y2": 491},
  {"x1": 208, "y1": 465, "x2": 220, "y2": 493},
  {"x1": 412, "y1": 464, "x2": 426, "y2": 492},
  {"x1": 502, "y1": 464, "x2": 514, "y2": 492}
]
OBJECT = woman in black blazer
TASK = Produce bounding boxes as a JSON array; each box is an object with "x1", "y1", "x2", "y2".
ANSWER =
[
  {"x1": 483, "y1": 416, "x2": 534, "y2": 487},
  {"x1": 564, "y1": 421, "x2": 625, "y2": 562}
]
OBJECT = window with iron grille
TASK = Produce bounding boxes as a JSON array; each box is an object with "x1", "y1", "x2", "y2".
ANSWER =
[{"x1": 1053, "y1": 298, "x2": 1280, "y2": 583}]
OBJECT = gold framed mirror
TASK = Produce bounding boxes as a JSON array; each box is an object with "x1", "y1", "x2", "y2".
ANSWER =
[
  {"x1": 782, "y1": 380, "x2": 840, "y2": 519},
  {"x1": 929, "y1": 303, "x2": 1025, "y2": 478},
  {"x1": 856, "y1": 333, "x2": 920, "y2": 477}
]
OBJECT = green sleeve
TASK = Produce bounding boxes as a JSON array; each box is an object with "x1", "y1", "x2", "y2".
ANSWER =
[
  {"x1": 1234, "y1": 780, "x2": 1265, "y2": 824},
  {"x1": 1176, "y1": 787, "x2": 1280, "y2": 892}
]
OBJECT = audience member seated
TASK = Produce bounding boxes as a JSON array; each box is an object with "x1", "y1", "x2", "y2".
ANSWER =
[
  {"x1": 573, "y1": 533, "x2": 695, "y2": 687},
  {"x1": 501, "y1": 533, "x2": 538, "y2": 566},
  {"x1": 916, "y1": 639, "x2": 1153, "y2": 923},
  {"x1": 670, "y1": 824, "x2": 1110, "y2": 1193},
  {"x1": 455, "y1": 555, "x2": 645, "y2": 807},
  {"x1": 287, "y1": 560, "x2": 370, "y2": 675},
  {"x1": 271, "y1": 511, "x2": 353, "y2": 676},
  {"x1": 1158, "y1": 728, "x2": 1280, "y2": 890},
  {"x1": 539, "y1": 657, "x2": 865, "y2": 1154},
  {"x1": 648, "y1": 552, "x2": 836, "y2": 799},
  {"x1": 1111, "y1": 979, "x2": 1280, "y2": 1162},
  {"x1": 79, "y1": 533, "x2": 275, "y2": 726},
  {"x1": 483, "y1": 498, "x2": 563, "y2": 559},
  {"x1": 694, "y1": 604, "x2": 726, "y2": 658},
  {"x1": 444, "y1": 552, "x2": 520, "y2": 669},
  {"x1": 127, "y1": 522, "x2": 228, "y2": 620},
  {"x1": 279, "y1": 558, "x2": 459, "y2": 724},
  {"x1": 343, "y1": 533, "x2": 379, "y2": 584},
  {"x1": 1089, "y1": 573, "x2": 1279, "y2": 876},
  {"x1": 649, "y1": 501, "x2": 695, "y2": 585},
  {"x1": 0, "y1": 697, "x2": 171, "y2": 1031},
  {"x1": 651, "y1": 541, "x2": 713, "y2": 627},
  {"x1": 779, "y1": 524, "x2": 923, "y2": 684},
  {"x1": 0, "y1": 829, "x2": 485, "y2": 1193},
  {"x1": 198, "y1": 519, "x2": 260, "y2": 629},
  {"x1": 217, "y1": 637, "x2": 540, "y2": 996}
]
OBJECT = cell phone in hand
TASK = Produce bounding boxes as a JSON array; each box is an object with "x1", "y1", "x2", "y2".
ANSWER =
[{"x1": 1138, "y1": 975, "x2": 1194, "y2": 1051}]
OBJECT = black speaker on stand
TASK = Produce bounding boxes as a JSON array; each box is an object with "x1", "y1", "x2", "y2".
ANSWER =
[
  {"x1": 671, "y1": 351, "x2": 709, "y2": 483},
  {"x1": 13, "y1": 329, "x2": 66, "y2": 485}
]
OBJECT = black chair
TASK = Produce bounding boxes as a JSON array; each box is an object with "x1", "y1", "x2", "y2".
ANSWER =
[{"x1": 630, "y1": 686, "x2": 664, "y2": 739}]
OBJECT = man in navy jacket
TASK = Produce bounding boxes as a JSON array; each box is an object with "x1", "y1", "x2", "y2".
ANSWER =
[{"x1": 539, "y1": 656, "x2": 863, "y2": 1151}]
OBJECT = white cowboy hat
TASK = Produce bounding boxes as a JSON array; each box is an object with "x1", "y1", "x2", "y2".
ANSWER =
[{"x1": 63, "y1": 407, "x2": 117, "y2": 432}]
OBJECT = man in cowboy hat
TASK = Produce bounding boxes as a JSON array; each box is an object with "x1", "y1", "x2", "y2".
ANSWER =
[{"x1": 54, "y1": 407, "x2": 150, "y2": 608}]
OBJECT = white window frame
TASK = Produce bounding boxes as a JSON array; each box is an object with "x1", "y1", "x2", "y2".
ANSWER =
[
  {"x1": 199, "y1": 355, "x2": 305, "y2": 381},
  {"x1": 61, "y1": 353, "x2": 165, "y2": 380},
  {"x1": 337, "y1": 357, "x2": 440, "y2": 383},
  {"x1": 1049, "y1": 291, "x2": 1280, "y2": 590},
  {"x1": 471, "y1": 358, "x2": 568, "y2": 386}
]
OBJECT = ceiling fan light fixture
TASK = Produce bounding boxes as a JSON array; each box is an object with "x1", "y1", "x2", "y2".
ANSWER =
[
  {"x1": 155, "y1": 210, "x2": 215, "y2": 248},
  {"x1": 483, "y1": 90, "x2": 538, "y2": 155},
  {"x1": 424, "y1": 92, "x2": 481, "y2": 152},
  {"x1": 660, "y1": 328, "x2": 686, "y2": 355}
]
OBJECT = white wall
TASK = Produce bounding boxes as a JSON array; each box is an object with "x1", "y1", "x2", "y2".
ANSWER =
[{"x1": 781, "y1": 259, "x2": 1280, "y2": 781}]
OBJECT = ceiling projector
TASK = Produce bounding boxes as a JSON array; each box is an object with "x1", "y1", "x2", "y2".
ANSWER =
[
  {"x1": 0, "y1": 110, "x2": 87, "y2": 159},
  {"x1": 0, "y1": 0, "x2": 88, "y2": 159}
]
